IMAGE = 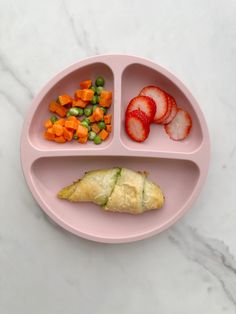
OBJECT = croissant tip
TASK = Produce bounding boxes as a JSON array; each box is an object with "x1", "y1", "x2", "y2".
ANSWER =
[{"x1": 57, "y1": 189, "x2": 67, "y2": 199}]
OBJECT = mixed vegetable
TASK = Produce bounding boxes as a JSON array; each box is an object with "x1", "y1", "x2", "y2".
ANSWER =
[{"x1": 43, "y1": 76, "x2": 112, "y2": 144}]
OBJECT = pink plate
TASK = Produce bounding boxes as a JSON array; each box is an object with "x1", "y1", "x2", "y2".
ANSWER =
[{"x1": 20, "y1": 55, "x2": 210, "y2": 243}]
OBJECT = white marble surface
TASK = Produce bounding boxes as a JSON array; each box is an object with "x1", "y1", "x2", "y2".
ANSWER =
[{"x1": 1, "y1": 0, "x2": 236, "y2": 313}]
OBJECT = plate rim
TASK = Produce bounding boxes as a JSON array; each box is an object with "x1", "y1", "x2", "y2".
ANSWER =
[{"x1": 20, "y1": 54, "x2": 211, "y2": 243}]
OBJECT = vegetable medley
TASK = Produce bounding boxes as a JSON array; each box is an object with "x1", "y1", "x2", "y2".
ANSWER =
[{"x1": 43, "y1": 76, "x2": 112, "y2": 144}]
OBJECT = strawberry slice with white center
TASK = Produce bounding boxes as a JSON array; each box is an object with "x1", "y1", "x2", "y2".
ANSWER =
[
  {"x1": 158, "y1": 94, "x2": 173, "y2": 124},
  {"x1": 164, "y1": 108, "x2": 192, "y2": 140},
  {"x1": 125, "y1": 109, "x2": 150, "y2": 142},
  {"x1": 140, "y1": 86, "x2": 168, "y2": 123},
  {"x1": 126, "y1": 96, "x2": 156, "y2": 122},
  {"x1": 162, "y1": 95, "x2": 177, "y2": 124}
]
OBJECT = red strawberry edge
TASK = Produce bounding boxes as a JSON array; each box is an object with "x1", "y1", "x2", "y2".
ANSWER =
[
  {"x1": 140, "y1": 86, "x2": 168, "y2": 123},
  {"x1": 164, "y1": 108, "x2": 192, "y2": 141},
  {"x1": 162, "y1": 95, "x2": 177, "y2": 124},
  {"x1": 126, "y1": 95, "x2": 156, "y2": 122},
  {"x1": 157, "y1": 94, "x2": 173, "y2": 124},
  {"x1": 125, "y1": 109, "x2": 150, "y2": 142}
]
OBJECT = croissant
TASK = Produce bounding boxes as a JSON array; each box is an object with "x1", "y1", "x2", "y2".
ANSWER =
[{"x1": 58, "y1": 167, "x2": 164, "y2": 214}]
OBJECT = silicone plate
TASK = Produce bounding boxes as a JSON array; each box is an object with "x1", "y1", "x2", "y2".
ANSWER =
[{"x1": 21, "y1": 55, "x2": 210, "y2": 243}]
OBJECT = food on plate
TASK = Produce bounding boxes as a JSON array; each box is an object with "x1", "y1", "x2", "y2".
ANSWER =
[
  {"x1": 140, "y1": 86, "x2": 168, "y2": 123},
  {"x1": 162, "y1": 95, "x2": 177, "y2": 124},
  {"x1": 125, "y1": 109, "x2": 150, "y2": 142},
  {"x1": 159, "y1": 94, "x2": 173, "y2": 124},
  {"x1": 99, "y1": 90, "x2": 112, "y2": 107},
  {"x1": 125, "y1": 85, "x2": 192, "y2": 142},
  {"x1": 164, "y1": 108, "x2": 192, "y2": 140},
  {"x1": 126, "y1": 96, "x2": 156, "y2": 122},
  {"x1": 58, "y1": 167, "x2": 164, "y2": 214},
  {"x1": 43, "y1": 76, "x2": 112, "y2": 145},
  {"x1": 49, "y1": 101, "x2": 67, "y2": 117},
  {"x1": 58, "y1": 94, "x2": 73, "y2": 106},
  {"x1": 95, "y1": 76, "x2": 105, "y2": 87},
  {"x1": 79, "y1": 79, "x2": 92, "y2": 89}
]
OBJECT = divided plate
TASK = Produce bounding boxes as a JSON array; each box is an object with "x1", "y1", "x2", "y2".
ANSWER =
[{"x1": 20, "y1": 55, "x2": 210, "y2": 243}]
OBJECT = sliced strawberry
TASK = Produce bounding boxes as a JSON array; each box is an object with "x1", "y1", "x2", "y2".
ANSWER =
[
  {"x1": 158, "y1": 94, "x2": 173, "y2": 124},
  {"x1": 125, "y1": 110, "x2": 150, "y2": 142},
  {"x1": 126, "y1": 96, "x2": 156, "y2": 122},
  {"x1": 162, "y1": 95, "x2": 177, "y2": 124},
  {"x1": 164, "y1": 108, "x2": 192, "y2": 141},
  {"x1": 140, "y1": 86, "x2": 168, "y2": 123}
]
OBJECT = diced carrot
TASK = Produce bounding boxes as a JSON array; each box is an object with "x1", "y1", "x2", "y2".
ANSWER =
[
  {"x1": 99, "y1": 91, "x2": 112, "y2": 108},
  {"x1": 56, "y1": 105, "x2": 67, "y2": 117},
  {"x1": 93, "y1": 107, "x2": 104, "y2": 121},
  {"x1": 74, "y1": 90, "x2": 84, "y2": 99},
  {"x1": 106, "y1": 124, "x2": 112, "y2": 133},
  {"x1": 68, "y1": 118, "x2": 79, "y2": 129},
  {"x1": 100, "y1": 90, "x2": 112, "y2": 100},
  {"x1": 75, "y1": 89, "x2": 94, "y2": 101},
  {"x1": 55, "y1": 136, "x2": 66, "y2": 143},
  {"x1": 52, "y1": 124, "x2": 64, "y2": 136},
  {"x1": 104, "y1": 114, "x2": 112, "y2": 124},
  {"x1": 80, "y1": 80, "x2": 92, "y2": 89},
  {"x1": 99, "y1": 97, "x2": 112, "y2": 108},
  {"x1": 82, "y1": 89, "x2": 94, "y2": 101},
  {"x1": 88, "y1": 114, "x2": 95, "y2": 123},
  {"x1": 55, "y1": 118, "x2": 65, "y2": 126},
  {"x1": 72, "y1": 100, "x2": 77, "y2": 107},
  {"x1": 76, "y1": 125, "x2": 88, "y2": 138},
  {"x1": 91, "y1": 123, "x2": 100, "y2": 134},
  {"x1": 72, "y1": 99, "x2": 88, "y2": 108},
  {"x1": 65, "y1": 120, "x2": 78, "y2": 130},
  {"x1": 63, "y1": 128, "x2": 73, "y2": 141},
  {"x1": 44, "y1": 119, "x2": 53, "y2": 129},
  {"x1": 58, "y1": 94, "x2": 73, "y2": 106},
  {"x1": 99, "y1": 129, "x2": 109, "y2": 140},
  {"x1": 47, "y1": 127, "x2": 54, "y2": 134},
  {"x1": 67, "y1": 116, "x2": 77, "y2": 122},
  {"x1": 43, "y1": 131, "x2": 55, "y2": 141},
  {"x1": 49, "y1": 101, "x2": 58, "y2": 113},
  {"x1": 78, "y1": 136, "x2": 88, "y2": 144}
]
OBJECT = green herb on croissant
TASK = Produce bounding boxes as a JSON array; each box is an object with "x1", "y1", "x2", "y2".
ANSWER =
[{"x1": 57, "y1": 167, "x2": 164, "y2": 214}]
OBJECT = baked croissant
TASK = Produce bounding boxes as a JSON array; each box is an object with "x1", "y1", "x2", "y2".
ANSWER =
[{"x1": 58, "y1": 167, "x2": 164, "y2": 214}]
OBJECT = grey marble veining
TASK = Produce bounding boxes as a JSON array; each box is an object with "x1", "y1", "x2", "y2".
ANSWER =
[
  {"x1": 169, "y1": 224, "x2": 236, "y2": 307},
  {"x1": 1, "y1": 0, "x2": 236, "y2": 313}
]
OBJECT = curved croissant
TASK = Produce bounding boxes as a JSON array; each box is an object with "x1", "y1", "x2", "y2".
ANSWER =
[{"x1": 58, "y1": 167, "x2": 164, "y2": 214}]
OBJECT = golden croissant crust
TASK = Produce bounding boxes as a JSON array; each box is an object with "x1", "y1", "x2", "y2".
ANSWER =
[{"x1": 58, "y1": 167, "x2": 164, "y2": 214}]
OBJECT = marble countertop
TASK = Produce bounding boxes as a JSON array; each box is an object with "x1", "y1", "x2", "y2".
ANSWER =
[{"x1": 1, "y1": 0, "x2": 236, "y2": 313}]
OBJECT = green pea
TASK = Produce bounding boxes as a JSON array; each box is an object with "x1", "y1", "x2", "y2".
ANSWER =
[
  {"x1": 84, "y1": 107, "x2": 93, "y2": 117},
  {"x1": 95, "y1": 76, "x2": 105, "y2": 87},
  {"x1": 50, "y1": 115, "x2": 58, "y2": 123},
  {"x1": 94, "y1": 135, "x2": 102, "y2": 145},
  {"x1": 81, "y1": 121, "x2": 90, "y2": 129},
  {"x1": 96, "y1": 86, "x2": 104, "y2": 95},
  {"x1": 100, "y1": 107, "x2": 107, "y2": 114},
  {"x1": 90, "y1": 85, "x2": 96, "y2": 93},
  {"x1": 82, "y1": 118, "x2": 90, "y2": 125},
  {"x1": 93, "y1": 105, "x2": 98, "y2": 112},
  {"x1": 73, "y1": 134, "x2": 78, "y2": 140},
  {"x1": 88, "y1": 131, "x2": 96, "y2": 141},
  {"x1": 77, "y1": 108, "x2": 84, "y2": 116},
  {"x1": 98, "y1": 121, "x2": 106, "y2": 130},
  {"x1": 66, "y1": 112, "x2": 71, "y2": 117},
  {"x1": 69, "y1": 107, "x2": 80, "y2": 116},
  {"x1": 91, "y1": 95, "x2": 97, "y2": 105}
]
